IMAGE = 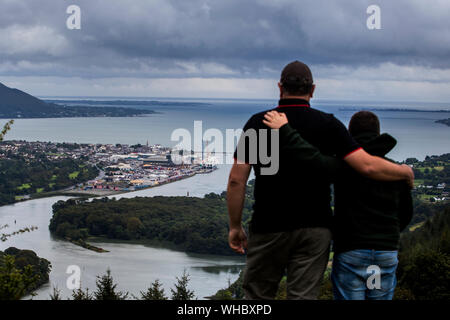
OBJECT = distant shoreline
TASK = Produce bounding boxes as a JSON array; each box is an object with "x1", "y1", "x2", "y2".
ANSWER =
[
  {"x1": 43, "y1": 99, "x2": 212, "y2": 107},
  {"x1": 435, "y1": 118, "x2": 450, "y2": 127},
  {"x1": 339, "y1": 107, "x2": 450, "y2": 113},
  {"x1": 0, "y1": 113, "x2": 156, "y2": 120},
  {"x1": 0, "y1": 81, "x2": 159, "y2": 119}
]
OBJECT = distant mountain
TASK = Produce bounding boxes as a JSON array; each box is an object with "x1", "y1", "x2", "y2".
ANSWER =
[
  {"x1": 0, "y1": 82, "x2": 154, "y2": 118},
  {"x1": 0, "y1": 82, "x2": 59, "y2": 117}
]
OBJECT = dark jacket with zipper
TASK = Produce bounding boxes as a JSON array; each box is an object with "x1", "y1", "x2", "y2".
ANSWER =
[{"x1": 278, "y1": 124, "x2": 413, "y2": 252}]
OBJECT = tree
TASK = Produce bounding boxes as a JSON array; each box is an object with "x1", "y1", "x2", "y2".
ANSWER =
[
  {"x1": 395, "y1": 207, "x2": 450, "y2": 299},
  {"x1": 93, "y1": 269, "x2": 128, "y2": 300},
  {"x1": 49, "y1": 286, "x2": 62, "y2": 300},
  {"x1": 397, "y1": 250, "x2": 450, "y2": 300},
  {"x1": 405, "y1": 158, "x2": 419, "y2": 165},
  {"x1": 0, "y1": 255, "x2": 38, "y2": 300},
  {"x1": 170, "y1": 271, "x2": 195, "y2": 300},
  {"x1": 213, "y1": 289, "x2": 233, "y2": 300},
  {"x1": 140, "y1": 279, "x2": 168, "y2": 300},
  {"x1": 0, "y1": 120, "x2": 13, "y2": 142},
  {"x1": 126, "y1": 217, "x2": 143, "y2": 237},
  {"x1": 72, "y1": 287, "x2": 93, "y2": 300}
]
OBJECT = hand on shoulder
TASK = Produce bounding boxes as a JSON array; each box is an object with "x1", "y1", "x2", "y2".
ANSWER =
[{"x1": 262, "y1": 111, "x2": 288, "y2": 129}]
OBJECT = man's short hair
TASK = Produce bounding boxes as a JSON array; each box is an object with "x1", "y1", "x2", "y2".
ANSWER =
[
  {"x1": 280, "y1": 61, "x2": 314, "y2": 96},
  {"x1": 349, "y1": 111, "x2": 380, "y2": 136}
]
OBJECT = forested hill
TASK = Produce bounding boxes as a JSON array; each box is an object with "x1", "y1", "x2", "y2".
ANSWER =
[
  {"x1": 0, "y1": 82, "x2": 153, "y2": 118},
  {"x1": 49, "y1": 184, "x2": 255, "y2": 256},
  {"x1": 0, "y1": 247, "x2": 51, "y2": 299},
  {"x1": 0, "y1": 150, "x2": 99, "y2": 206}
]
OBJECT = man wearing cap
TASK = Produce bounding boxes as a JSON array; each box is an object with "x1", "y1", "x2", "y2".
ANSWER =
[{"x1": 227, "y1": 61, "x2": 414, "y2": 300}]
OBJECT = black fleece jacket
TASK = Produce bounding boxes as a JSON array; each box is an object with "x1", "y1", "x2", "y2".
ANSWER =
[
  {"x1": 278, "y1": 124, "x2": 413, "y2": 252},
  {"x1": 332, "y1": 131, "x2": 413, "y2": 252}
]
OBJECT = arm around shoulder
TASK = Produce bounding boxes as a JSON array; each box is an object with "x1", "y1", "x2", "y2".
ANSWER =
[
  {"x1": 344, "y1": 148, "x2": 414, "y2": 187},
  {"x1": 278, "y1": 123, "x2": 343, "y2": 180}
]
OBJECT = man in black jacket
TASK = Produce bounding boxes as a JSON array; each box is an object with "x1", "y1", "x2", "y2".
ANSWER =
[{"x1": 262, "y1": 110, "x2": 413, "y2": 300}]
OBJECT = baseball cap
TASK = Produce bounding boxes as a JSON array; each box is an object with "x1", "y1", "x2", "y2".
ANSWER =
[{"x1": 280, "y1": 61, "x2": 313, "y2": 86}]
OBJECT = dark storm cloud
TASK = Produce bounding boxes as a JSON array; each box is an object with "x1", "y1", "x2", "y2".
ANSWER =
[{"x1": 0, "y1": 0, "x2": 449, "y2": 78}]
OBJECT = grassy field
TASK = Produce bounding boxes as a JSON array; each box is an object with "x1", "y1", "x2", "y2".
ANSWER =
[
  {"x1": 69, "y1": 171, "x2": 80, "y2": 179},
  {"x1": 416, "y1": 166, "x2": 444, "y2": 172},
  {"x1": 17, "y1": 183, "x2": 31, "y2": 190},
  {"x1": 417, "y1": 194, "x2": 440, "y2": 201}
]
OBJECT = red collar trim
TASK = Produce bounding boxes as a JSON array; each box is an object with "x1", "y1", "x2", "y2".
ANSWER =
[{"x1": 276, "y1": 104, "x2": 310, "y2": 108}]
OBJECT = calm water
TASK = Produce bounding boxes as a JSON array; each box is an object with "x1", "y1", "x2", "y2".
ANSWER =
[
  {"x1": 1, "y1": 98, "x2": 449, "y2": 299},
  {"x1": 6, "y1": 98, "x2": 450, "y2": 161},
  {"x1": 0, "y1": 165, "x2": 244, "y2": 300}
]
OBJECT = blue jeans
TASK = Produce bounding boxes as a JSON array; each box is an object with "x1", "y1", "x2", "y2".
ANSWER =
[{"x1": 331, "y1": 249, "x2": 398, "y2": 300}]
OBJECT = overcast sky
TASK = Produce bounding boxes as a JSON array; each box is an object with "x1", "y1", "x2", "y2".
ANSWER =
[{"x1": 0, "y1": 0, "x2": 450, "y2": 103}]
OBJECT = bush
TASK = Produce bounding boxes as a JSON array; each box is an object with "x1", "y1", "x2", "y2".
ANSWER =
[{"x1": 397, "y1": 250, "x2": 450, "y2": 300}]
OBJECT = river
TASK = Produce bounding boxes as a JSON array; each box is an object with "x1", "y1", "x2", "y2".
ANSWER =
[{"x1": 0, "y1": 164, "x2": 246, "y2": 300}]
